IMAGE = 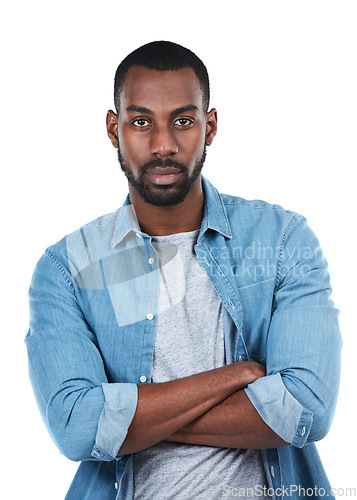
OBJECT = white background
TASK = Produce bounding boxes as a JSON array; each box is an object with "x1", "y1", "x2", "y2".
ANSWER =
[{"x1": 1, "y1": 1, "x2": 356, "y2": 498}]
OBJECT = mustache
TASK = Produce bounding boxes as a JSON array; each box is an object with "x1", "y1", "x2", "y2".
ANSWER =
[{"x1": 140, "y1": 157, "x2": 187, "y2": 173}]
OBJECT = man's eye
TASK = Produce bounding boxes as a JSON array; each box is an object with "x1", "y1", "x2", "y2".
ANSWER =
[
  {"x1": 132, "y1": 119, "x2": 150, "y2": 127},
  {"x1": 174, "y1": 118, "x2": 193, "y2": 127}
]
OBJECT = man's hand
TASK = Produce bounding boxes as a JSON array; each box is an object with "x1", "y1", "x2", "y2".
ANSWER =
[
  {"x1": 117, "y1": 360, "x2": 266, "y2": 456},
  {"x1": 241, "y1": 360, "x2": 266, "y2": 384}
]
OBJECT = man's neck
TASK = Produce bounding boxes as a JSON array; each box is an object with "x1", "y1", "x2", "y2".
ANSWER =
[{"x1": 129, "y1": 180, "x2": 205, "y2": 236}]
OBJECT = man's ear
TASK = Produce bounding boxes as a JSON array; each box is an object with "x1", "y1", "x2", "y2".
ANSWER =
[
  {"x1": 205, "y1": 108, "x2": 218, "y2": 146},
  {"x1": 106, "y1": 110, "x2": 119, "y2": 148}
]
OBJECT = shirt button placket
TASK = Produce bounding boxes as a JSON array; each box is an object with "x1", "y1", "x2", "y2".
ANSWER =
[{"x1": 142, "y1": 312, "x2": 154, "y2": 384}]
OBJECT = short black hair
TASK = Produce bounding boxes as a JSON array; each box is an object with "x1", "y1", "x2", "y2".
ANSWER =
[{"x1": 114, "y1": 40, "x2": 210, "y2": 112}]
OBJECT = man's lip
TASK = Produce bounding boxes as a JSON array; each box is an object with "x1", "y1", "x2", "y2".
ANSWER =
[
  {"x1": 146, "y1": 169, "x2": 182, "y2": 185},
  {"x1": 146, "y1": 167, "x2": 182, "y2": 175}
]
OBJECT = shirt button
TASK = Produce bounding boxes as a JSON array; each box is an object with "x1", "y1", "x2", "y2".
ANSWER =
[
  {"x1": 136, "y1": 232, "x2": 142, "y2": 238},
  {"x1": 115, "y1": 482, "x2": 118, "y2": 490},
  {"x1": 140, "y1": 375, "x2": 147, "y2": 383},
  {"x1": 270, "y1": 466, "x2": 275, "y2": 477},
  {"x1": 228, "y1": 299, "x2": 234, "y2": 309},
  {"x1": 146, "y1": 313, "x2": 154, "y2": 320},
  {"x1": 203, "y1": 257, "x2": 209, "y2": 266},
  {"x1": 148, "y1": 257, "x2": 154, "y2": 264},
  {"x1": 301, "y1": 426, "x2": 306, "y2": 436}
]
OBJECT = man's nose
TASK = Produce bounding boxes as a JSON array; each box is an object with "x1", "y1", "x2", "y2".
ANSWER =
[{"x1": 150, "y1": 125, "x2": 179, "y2": 157}]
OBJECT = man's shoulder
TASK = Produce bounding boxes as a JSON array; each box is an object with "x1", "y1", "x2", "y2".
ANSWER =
[
  {"x1": 220, "y1": 191, "x2": 301, "y2": 224},
  {"x1": 220, "y1": 191, "x2": 297, "y2": 215},
  {"x1": 73, "y1": 209, "x2": 119, "y2": 237},
  {"x1": 203, "y1": 177, "x2": 303, "y2": 236},
  {"x1": 216, "y1": 190, "x2": 309, "y2": 249},
  {"x1": 45, "y1": 208, "x2": 120, "y2": 263}
]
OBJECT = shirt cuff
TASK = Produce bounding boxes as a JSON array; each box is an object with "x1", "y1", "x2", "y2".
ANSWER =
[
  {"x1": 91, "y1": 382, "x2": 138, "y2": 461},
  {"x1": 244, "y1": 373, "x2": 313, "y2": 448}
]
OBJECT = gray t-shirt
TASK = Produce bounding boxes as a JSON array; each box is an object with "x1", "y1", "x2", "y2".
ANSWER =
[{"x1": 133, "y1": 230, "x2": 269, "y2": 500}]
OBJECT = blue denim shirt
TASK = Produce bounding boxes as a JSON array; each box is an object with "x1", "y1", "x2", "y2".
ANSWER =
[{"x1": 26, "y1": 176, "x2": 342, "y2": 500}]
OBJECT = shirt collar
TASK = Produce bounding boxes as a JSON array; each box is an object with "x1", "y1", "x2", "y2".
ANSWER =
[
  {"x1": 111, "y1": 175, "x2": 232, "y2": 248},
  {"x1": 111, "y1": 200, "x2": 141, "y2": 248},
  {"x1": 199, "y1": 176, "x2": 232, "y2": 240}
]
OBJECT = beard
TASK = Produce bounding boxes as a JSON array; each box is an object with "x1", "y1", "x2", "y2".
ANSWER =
[{"x1": 117, "y1": 144, "x2": 207, "y2": 207}]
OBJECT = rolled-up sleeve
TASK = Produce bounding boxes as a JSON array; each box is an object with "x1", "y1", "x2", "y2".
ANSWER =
[
  {"x1": 25, "y1": 249, "x2": 138, "y2": 462},
  {"x1": 244, "y1": 215, "x2": 342, "y2": 448}
]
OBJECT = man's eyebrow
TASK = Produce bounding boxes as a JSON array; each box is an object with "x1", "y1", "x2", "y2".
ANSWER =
[
  {"x1": 126, "y1": 104, "x2": 153, "y2": 114},
  {"x1": 125, "y1": 104, "x2": 199, "y2": 115},
  {"x1": 171, "y1": 104, "x2": 199, "y2": 115}
]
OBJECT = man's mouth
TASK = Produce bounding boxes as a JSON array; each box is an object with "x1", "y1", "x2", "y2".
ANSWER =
[{"x1": 146, "y1": 167, "x2": 183, "y2": 185}]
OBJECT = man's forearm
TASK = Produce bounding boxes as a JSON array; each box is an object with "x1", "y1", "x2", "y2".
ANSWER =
[
  {"x1": 117, "y1": 361, "x2": 265, "y2": 456},
  {"x1": 165, "y1": 390, "x2": 289, "y2": 449}
]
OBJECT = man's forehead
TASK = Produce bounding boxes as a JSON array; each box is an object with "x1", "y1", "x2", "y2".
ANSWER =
[{"x1": 120, "y1": 66, "x2": 204, "y2": 110}]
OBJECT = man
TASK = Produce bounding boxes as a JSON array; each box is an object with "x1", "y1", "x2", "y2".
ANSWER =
[{"x1": 26, "y1": 41, "x2": 342, "y2": 499}]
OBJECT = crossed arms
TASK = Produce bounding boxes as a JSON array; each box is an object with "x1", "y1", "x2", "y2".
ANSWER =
[
  {"x1": 26, "y1": 216, "x2": 342, "y2": 462},
  {"x1": 117, "y1": 361, "x2": 288, "y2": 456}
]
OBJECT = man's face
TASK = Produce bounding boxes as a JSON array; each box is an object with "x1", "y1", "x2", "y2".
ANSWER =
[{"x1": 107, "y1": 66, "x2": 216, "y2": 206}]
